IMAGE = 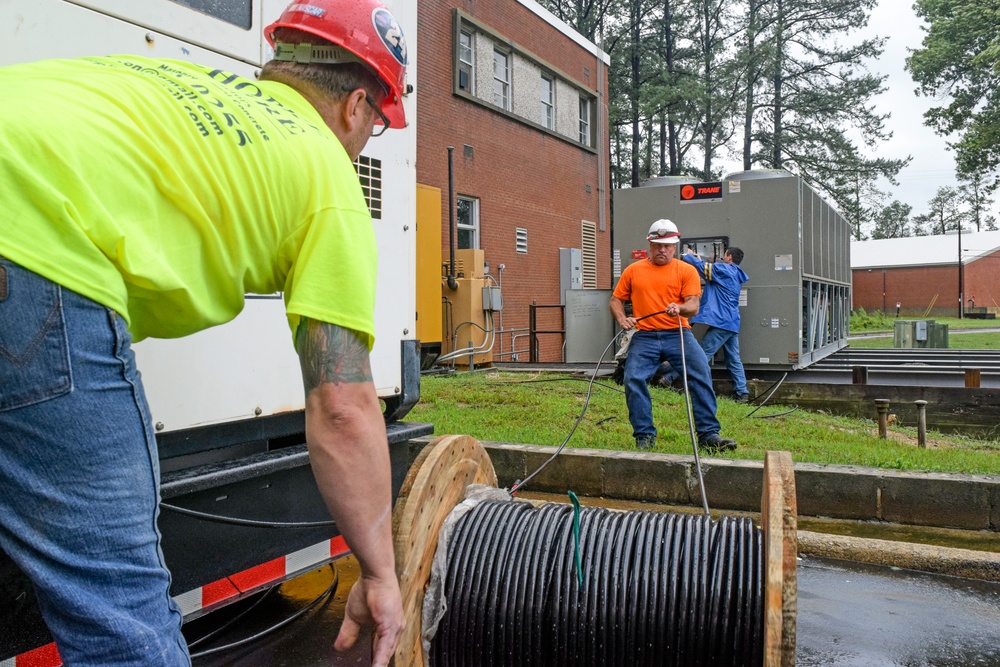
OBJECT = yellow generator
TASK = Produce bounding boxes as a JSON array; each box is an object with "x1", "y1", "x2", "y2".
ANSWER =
[{"x1": 441, "y1": 249, "x2": 499, "y2": 367}]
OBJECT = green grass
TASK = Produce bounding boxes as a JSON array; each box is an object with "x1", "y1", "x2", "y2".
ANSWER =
[
  {"x1": 849, "y1": 331, "x2": 1000, "y2": 349},
  {"x1": 848, "y1": 314, "x2": 1000, "y2": 349},
  {"x1": 410, "y1": 372, "x2": 1000, "y2": 475},
  {"x1": 850, "y1": 311, "x2": 1000, "y2": 334}
]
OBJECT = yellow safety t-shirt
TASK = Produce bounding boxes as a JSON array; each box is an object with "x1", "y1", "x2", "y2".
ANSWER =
[{"x1": 0, "y1": 56, "x2": 377, "y2": 347}]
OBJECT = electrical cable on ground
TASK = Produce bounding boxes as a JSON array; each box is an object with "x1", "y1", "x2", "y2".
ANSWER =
[
  {"x1": 756, "y1": 406, "x2": 799, "y2": 419},
  {"x1": 510, "y1": 328, "x2": 628, "y2": 495},
  {"x1": 511, "y1": 310, "x2": 714, "y2": 509},
  {"x1": 744, "y1": 372, "x2": 788, "y2": 418}
]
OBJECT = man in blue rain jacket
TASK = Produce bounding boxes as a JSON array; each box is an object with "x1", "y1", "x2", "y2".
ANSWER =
[{"x1": 662, "y1": 247, "x2": 751, "y2": 401}]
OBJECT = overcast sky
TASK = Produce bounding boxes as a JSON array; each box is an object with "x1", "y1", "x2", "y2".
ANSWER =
[{"x1": 859, "y1": 0, "x2": 995, "y2": 220}]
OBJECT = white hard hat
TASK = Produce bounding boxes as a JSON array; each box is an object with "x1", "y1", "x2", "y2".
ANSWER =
[{"x1": 647, "y1": 219, "x2": 680, "y2": 244}]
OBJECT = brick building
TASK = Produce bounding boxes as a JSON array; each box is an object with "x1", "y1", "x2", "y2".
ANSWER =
[
  {"x1": 416, "y1": 0, "x2": 611, "y2": 363},
  {"x1": 851, "y1": 231, "x2": 1000, "y2": 318}
]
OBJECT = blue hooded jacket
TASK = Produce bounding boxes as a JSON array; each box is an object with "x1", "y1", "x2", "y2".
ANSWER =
[{"x1": 682, "y1": 253, "x2": 749, "y2": 333}]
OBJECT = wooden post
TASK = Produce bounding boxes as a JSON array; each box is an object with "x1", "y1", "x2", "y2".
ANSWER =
[
  {"x1": 915, "y1": 400, "x2": 928, "y2": 448},
  {"x1": 875, "y1": 399, "x2": 890, "y2": 438},
  {"x1": 965, "y1": 369, "x2": 981, "y2": 388},
  {"x1": 763, "y1": 450, "x2": 798, "y2": 667}
]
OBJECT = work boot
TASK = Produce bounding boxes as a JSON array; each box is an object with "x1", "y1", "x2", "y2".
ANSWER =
[
  {"x1": 734, "y1": 393, "x2": 750, "y2": 404},
  {"x1": 635, "y1": 435, "x2": 656, "y2": 451},
  {"x1": 698, "y1": 434, "x2": 737, "y2": 453}
]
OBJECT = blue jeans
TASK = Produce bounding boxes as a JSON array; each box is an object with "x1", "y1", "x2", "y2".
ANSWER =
[
  {"x1": 0, "y1": 258, "x2": 190, "y2": 666},
  {"x1": 662, "y1": 327, "x2": 748, "y2": 396},
  {"x1": 699, "y1": 327, "x2": 748, "y2": 396},
  {"x1": 624, "y1": 329, "x2": 721, "y2": 441}
]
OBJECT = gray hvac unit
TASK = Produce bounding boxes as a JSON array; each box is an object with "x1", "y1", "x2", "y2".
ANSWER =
[{"x1": 612, "y1": 170, "x2": 851, "y2": 370}]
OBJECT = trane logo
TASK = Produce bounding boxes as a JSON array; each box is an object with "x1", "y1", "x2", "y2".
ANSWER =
[{"x1": 680, "y1": 181, "x2": 724, "y2": 202}]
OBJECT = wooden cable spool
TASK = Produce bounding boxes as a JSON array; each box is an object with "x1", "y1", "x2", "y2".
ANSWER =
[
  {"x1": 391, "y1": 436, "x2": 798, "y2": 666},
  {"x1": 391, "y1": 434, "x2": 497, "y2": 665}
]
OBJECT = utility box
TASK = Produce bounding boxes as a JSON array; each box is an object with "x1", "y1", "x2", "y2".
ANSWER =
[
  {"x1": 894, "y1": 320, "x2": 949, "y2": 348},
  {"x1": 613, "y1": 170, "x2": 851, "y2": 370},
  {"x1": 560, "y1": 247, "x2": 583, "y2": 304}
]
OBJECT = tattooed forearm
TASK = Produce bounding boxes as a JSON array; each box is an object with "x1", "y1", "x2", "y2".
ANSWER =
[{"x1": 296, "y1": 318, "x2": 373, "y2": 394}]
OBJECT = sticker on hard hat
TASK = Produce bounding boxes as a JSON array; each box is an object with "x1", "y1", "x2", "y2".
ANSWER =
[
  {"x1": 372, "y1": 8, "x2": 407, "y2": 65},
  {"x1": 287, "y1": 3, "x2": 325, "y2": 17},
  {"x1": 680, "y1": 181, "x2": 723, "y2": 202}
]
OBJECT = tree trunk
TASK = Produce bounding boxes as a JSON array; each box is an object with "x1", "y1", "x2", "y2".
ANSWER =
[
  {"x1": 630, "y1": 0, "x2": 641, "y2": 186},
  {"x1": 742, "y1": 0, "x2": 760, "y2": 171},
  {"x1": 771, "y1": 0, "x2": 784, "y2": 168}
]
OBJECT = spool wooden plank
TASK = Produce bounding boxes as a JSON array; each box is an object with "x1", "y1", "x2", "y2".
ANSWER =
[
  {"x1": 391, "y1": 434, "x2": 497, "y2": 667},
  {"x1": 762, "y1": 450, "x2": 798, "y2": 667}
]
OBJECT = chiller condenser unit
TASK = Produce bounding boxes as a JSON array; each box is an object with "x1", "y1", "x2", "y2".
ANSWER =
[{"x1": 612, "y1": 170, "x2": 851, "y2": 370}]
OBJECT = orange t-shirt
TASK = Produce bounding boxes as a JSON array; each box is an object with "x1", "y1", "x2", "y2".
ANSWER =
[{"x1": 613, "y1": 258, "x2": 702, "y2": 330}]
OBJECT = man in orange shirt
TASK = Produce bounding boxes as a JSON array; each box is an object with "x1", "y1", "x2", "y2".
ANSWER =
[{"x1": 610, "y1": 219, "x2": 737, "y2": 452}]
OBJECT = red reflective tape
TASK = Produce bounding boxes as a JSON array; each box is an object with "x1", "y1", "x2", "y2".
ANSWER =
[
  {"x1": 201, "y1": 576, "x2": 241, "y2": 607},
  {"x1": 16, "y1": 643, "x2": 61, "y2": 667},
  {"x1": 227, "y1": 556, "x2": 286, "y2": 592},
  {"x1": 330, "y1": 535, "x2": 349, "y2": 557}
]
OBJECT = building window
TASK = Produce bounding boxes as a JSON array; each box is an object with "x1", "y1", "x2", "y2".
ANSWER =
[
  {"x1": 493, "y1": 50, "x2": 510, "y2": 110},
  {"x1": 457, "y1": 196, "x2": 479, "y2": 249},
  {"x1": 579, "y1": 96, "x2": 592, "y2": 146},
  {"x1": 541, "y1": 74, "x2": 554, "y2": 129},
  {"x1": 458, "y1": 30, "x2": 474, "y2": 92},
  {"x1": 353, "y1": 154, "x2": 382, "y2": 219}
]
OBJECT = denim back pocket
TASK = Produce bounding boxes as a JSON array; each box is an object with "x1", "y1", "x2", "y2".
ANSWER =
[{"x1": 0, "y1": 259, "x2": 72, "y2": 411}]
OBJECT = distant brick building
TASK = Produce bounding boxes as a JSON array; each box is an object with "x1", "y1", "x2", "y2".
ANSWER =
[
  {"x1": 851, "y1": 231, "x2": 1000, "y2": 318},
  {"x1": 416, "y1": 0, "x2": 610, "y2": 363}
]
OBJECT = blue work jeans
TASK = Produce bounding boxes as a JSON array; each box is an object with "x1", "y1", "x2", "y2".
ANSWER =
[
  {"x1": 0, "y1": 258, "x2": 190, "y2": 666},
  {"x1": 623, "y1": 329, "x2": 721, "y2": 441},
  {"x1": 699, "y1": 327, "x2": 748, "y2": 396}
]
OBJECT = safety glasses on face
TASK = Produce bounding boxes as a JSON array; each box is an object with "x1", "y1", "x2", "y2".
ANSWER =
[
  {"x1": 363, "y1": 93, "x2": 391, "y2": 137},
  {"x1": 341, "y1": 86, "x2": 391, "y2": 137}
]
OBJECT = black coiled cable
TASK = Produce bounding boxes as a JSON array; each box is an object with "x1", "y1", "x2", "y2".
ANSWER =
[{"x1": 432, "y1": 500, "x2": 763, "y2": 667}]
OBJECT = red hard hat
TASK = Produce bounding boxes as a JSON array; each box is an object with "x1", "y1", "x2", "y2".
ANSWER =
[{"x1": 265, "y1": 0, "x2": 408, "y2": 128}]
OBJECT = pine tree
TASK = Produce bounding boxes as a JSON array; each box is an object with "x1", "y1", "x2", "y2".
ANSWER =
[{"x1": 908, "y1": 0, "x2": 1000, "y2": 180}]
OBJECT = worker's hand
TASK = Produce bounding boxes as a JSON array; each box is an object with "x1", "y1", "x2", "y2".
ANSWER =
[
  {"x1": 665, "y1": 303, "x2": 680, "y2": 317},
  {"x1": 335, "y1": 573, "x2": 405, "y2": 667},
  {"x1": 619, "y1": 316, "x2": 637, "y2": 330}
]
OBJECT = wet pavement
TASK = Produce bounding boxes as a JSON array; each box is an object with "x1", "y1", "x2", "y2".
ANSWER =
[
  {"x1": 188, "y1": 553, "x2": 1000, "y2": 666},
  {"x1": 797, "y1": 556, "x2": 1000, "y2": 666}
]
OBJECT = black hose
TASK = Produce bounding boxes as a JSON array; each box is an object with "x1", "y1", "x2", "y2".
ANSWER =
[{"x1": 431, "y1": 500, "x2": 764, "y2": 667}]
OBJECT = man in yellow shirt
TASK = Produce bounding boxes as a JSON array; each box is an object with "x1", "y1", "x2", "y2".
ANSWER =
[{"x1": 0, "y1": 1, "x2": 405, "y2": 664}]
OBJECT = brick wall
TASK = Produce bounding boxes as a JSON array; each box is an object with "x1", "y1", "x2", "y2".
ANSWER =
[
  {"x1": 851, "y1": 250, "x2": 1000, "y2": 317},
  {"x1": 417, "y1": 0, "x2": 610, "y2": 363}
]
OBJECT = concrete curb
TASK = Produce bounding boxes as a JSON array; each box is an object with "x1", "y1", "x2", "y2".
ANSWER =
[
  {"x1": 798, "y1": 531, "x2": 1000, "y2": 582},
  {"x1": 434, "y1": 440, "x2": 1000, "y2": 532},
  {"x1": 409, "y1": 437, "x2": 1000, "y2": 580}
]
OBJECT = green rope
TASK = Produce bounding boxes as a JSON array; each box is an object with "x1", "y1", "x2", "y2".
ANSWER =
[{"x1": 568, "y1": 490, "x2": 583, "y2": 587}]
